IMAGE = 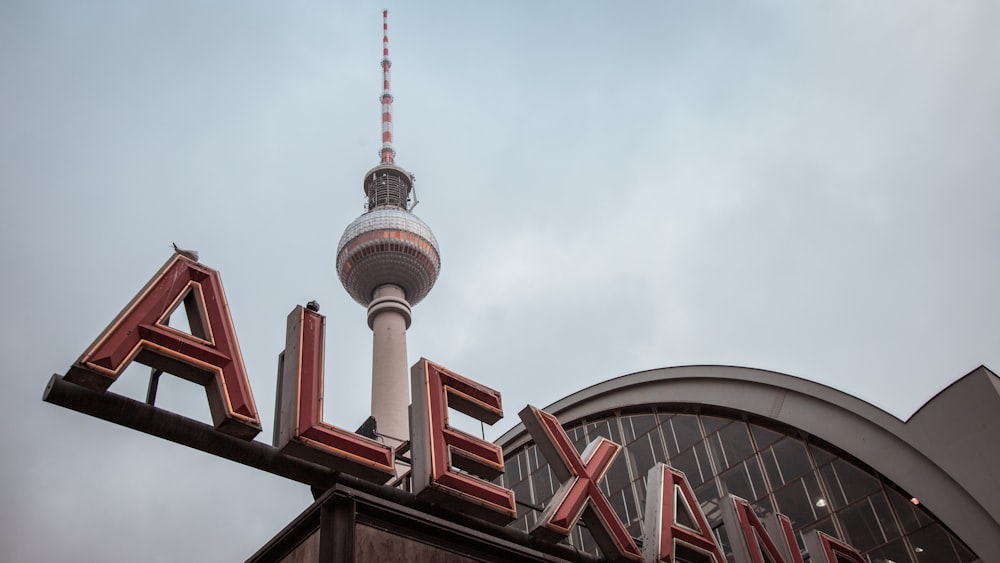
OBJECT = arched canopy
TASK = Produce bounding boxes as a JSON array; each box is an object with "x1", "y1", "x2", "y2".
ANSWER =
[{"x1": 497, "y1": 364, "x2": 1000, "y2": 560}]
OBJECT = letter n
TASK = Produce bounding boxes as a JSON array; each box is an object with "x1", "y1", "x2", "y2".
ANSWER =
[
  {"x1": 64, "y1": 254, "x2": 260, "y2": 439},
  {"x1": 721, "y1": 495, "x2": 803, "y2": 563},
  {"x1": 274, "y1": 305, "x2": 394, "y2": 483},
  {"x1": 642, "y1": 463, "x2": 725, "y2": 563}
]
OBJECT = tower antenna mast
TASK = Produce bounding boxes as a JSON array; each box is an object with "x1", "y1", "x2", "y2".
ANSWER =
[{"x1": 380, "y1": 9, "x2": 395, "y2": 165}]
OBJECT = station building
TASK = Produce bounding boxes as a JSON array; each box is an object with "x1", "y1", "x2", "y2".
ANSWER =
[{"x1": 495, "y1": 364, "x2": 999, "y2": 562}]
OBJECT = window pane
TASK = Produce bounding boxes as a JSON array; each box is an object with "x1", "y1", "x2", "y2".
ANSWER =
[
  {"x1": 708, "y1": 431, "x2": 728, "y2": 471},
  {"x1": 762, "y1": 447, "x2": 783, "y2": 486},
  {"x1": 867, "y1": 537, "x2": 914, "y2": 563},
  {"x1": 530, "y1": 466, "x2": 555, "y2": 501},
  {"x1": 719, "y1": 423, "x2": 755, "y2": 467},
  {"x1": 578, "y1": 525, "x2": 597, "y2": 554},
  {"x1": 838, "y1": 498, "x2": 886, "y2": 551},
  {"x1": 909, "y1": 523, "x2": 960, "y2": 563},
  {"x1": 809, "y1": 443, "x2": 836, "y2": 466},
  {"x1": 818, "y1": 462, "x2": 845, "y2": 508},
  {"x1": 773, "y1": 474, "x2": 826, "y2": 528},
  {"x1": 954, "y1": 533, "x2": 978, "y2": 563},
  {"x1": 567, "y1": 426, "x2": 588, "y2": 456},
  {"x1": 610, "y1": 487, "x2": 633, "y2": 525},
  {"x1": 525, "y1": 445, "x2": 541, "y2": 472},
  {"x1": 750, "y1": 424, "x2": 783, "y2": 449},
  {"x1": 832, "y1": 458, "x2": 880, "y2": 505},
  {"x1": 604, "y1": 455, "x2": 631, "y2": 496},
  {"x1": 773, "y1": 479, "x2": 815, "y2": 528},
  {"x1": 701, "y1": 415, "x2": 729, "y2": 434},
  {"x1": 695, "y1": 480, "x2": 722, "y2": 525},
  {"x1": 746, "y1": 457, "x2": 768, "y2": 501},
  {"x1": 671, "y1": 415, "x2": 703, "y2": 452},
  {"x1": 624, "y1": 414, "x2": 657, "y2": 442},
  {"x1": 771, "y1": 438, "x2": 812, "y2": 483},
  {"x1": 506, "y1": 452, "x2": 523, "y2": 486},
  {"x1": 802, "y1": 473, "x2": 830, "y2": 519},
  {"x1": 512, "y1": 478, "x2": 532, "y2": 518},
  {"x1": 871, "y1": 491, "x2": 900, "y2": 541},
  {"x1": 720, "y1": 463, "x2": 754, "y2": 501},
  {"x1": 672, "y1": 447, "x2": 703, "y2": 487},
  {"x1": 626, "y1": 432, "x2": 663, "y2": 480},
  {"x1": 634, "y1": 475, "x2": 648, "y2": 512},
  {"x1": 587, "y1": 418, "x2": 622, "y2": 444},
  {"x1": 886, "y1": 486, "x2": 930, "y2": 533}
]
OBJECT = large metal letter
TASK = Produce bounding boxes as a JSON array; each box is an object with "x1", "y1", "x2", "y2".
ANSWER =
[
  {"x1": 721, "y1": 495, "x2": 803, "y2": 563},
  {"x1": 519, "y1": 405, "x2": 642, "y2": 562},
  {"x1": 641, "y1": 464, "x2": 725, "y2": 563},
  {"x1": 410, "y1": 359, "x2": 516, "y2": 523},
  {"x1": 274, "y1": 306, "x2": 395, "y2": 483},
  {"x1": 64, "y1": 254, "x2": 260, "y2": 439}
]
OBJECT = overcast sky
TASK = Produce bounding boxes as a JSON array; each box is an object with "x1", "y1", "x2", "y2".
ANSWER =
[{"x1": 2, "y1": 1, "x2": 999, "y2": 561}]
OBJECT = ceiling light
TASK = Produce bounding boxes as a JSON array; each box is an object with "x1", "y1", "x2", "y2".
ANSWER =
[{"x1": 815, "y1": 498, "x2": 827, "y2": 508}]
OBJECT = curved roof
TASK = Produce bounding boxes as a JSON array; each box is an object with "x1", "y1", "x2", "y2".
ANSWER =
[{"x1": 497, "y1": 364, "x2": 1000, "y2": 560}]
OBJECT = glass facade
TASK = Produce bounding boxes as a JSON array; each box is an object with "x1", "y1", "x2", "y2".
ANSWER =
[{"x1": 499, "y1": 409, "x2": 977, "y2": 562}]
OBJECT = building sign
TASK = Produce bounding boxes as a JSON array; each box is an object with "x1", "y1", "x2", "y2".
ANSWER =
[{"x1": 46, "y1": 254, "x2": 868, "y2": 562}]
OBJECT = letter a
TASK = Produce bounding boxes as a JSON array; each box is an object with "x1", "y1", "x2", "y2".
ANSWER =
[
  {"x1": 65, "y1": 254, "x2": 261, "y2": 439},
  {"x1": 642, "y1": 464, "x2": 725, "y2": 563}
]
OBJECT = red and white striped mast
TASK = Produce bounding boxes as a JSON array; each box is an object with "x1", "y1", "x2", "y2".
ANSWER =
[{"x1": 380, "y1": 9, "x2": 395, "y2": 165}]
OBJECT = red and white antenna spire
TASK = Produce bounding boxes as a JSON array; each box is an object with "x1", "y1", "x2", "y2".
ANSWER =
[{"x1": 379, "y1": 9, "x2": 395, "y2": 165}]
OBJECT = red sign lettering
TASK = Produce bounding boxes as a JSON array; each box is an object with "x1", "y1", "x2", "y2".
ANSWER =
[
  {"x1": 642, "y1": 463, "x2": 725, "y2": 563},
  {"x1": 64, "y1": 254, "x2": 261, "y2": 439},
  {"x1": 519, "y1": 405, "x2": 642, "y2": 562},
  {"x1": 274, "y1": 306, "x2": 395, "y2": 483},
  {"x1": 54, "y1": 257, "x2": 878, "y2": 561},
  {"x1": 410, "y1": 359, "x2": 516, "y2": 523},
  {"x1": 721, "y1": 495, "x2": 803, "y2": 563}
]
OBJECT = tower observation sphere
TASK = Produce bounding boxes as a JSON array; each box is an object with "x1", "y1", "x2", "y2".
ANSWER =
[{"x1": 336, "y1": 165, "x2": 440, "y2": 307}]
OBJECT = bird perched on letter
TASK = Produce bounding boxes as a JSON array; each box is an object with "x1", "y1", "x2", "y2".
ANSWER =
[
  {"x1": 307, "y1": 300, "x2": 321, "y2": 312},
  {"x1": 172, "y1": 242, "x2": 199, "y2": 262}
]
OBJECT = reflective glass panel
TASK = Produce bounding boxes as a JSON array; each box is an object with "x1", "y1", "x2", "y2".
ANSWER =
[
  {"x1": 750, "y1": 423, "x2": 783, "y2": 449},
  {"x1": 670, "y1": 415, "x2": 703, "y2": 452},
  {"x1": 838, "y1": 497, "x2": 887, "y2": 551}
]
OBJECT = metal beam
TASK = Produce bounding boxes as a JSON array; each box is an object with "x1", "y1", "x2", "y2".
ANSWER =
[{"x1": 43, "y1": 374, "x2": 340, "y2": 489}]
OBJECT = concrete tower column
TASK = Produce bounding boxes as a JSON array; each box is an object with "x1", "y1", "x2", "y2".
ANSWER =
[{"x1": 366, "y1": 284, "x2": 412, "y2": 445}]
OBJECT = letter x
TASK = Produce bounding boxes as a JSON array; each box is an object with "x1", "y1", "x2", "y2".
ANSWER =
[{"x1": 519, "y1": 405, "x2": 642, "y2": 562}]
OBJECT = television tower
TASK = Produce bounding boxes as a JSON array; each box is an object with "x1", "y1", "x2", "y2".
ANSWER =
[{"x1": 336, "y1": 10, "x2": 440, "y2": 446}]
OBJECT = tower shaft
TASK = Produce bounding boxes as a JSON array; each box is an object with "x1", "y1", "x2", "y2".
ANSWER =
[{"x1": 367, "y1": 284, "x2": 411, "y2": 443}]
